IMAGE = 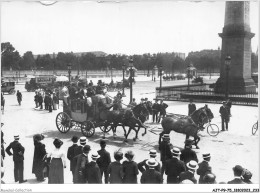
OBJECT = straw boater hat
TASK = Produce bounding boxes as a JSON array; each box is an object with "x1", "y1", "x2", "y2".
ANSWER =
[
  {"x1": 186, "y1": 160, "x2": 198, "y2": 170},
  {"x1": 171, "y1": 147, "x2": 181, "y2": 157},
  {"x1": 162, "y1": 134, "x2": 170, "y2": 140},
  {"x1": 91, "y1": 152, "x2": 100, "y2": 160},
  {"x1": 184, "y1": 139, "x2": 193, "y2": 146},
  {"x1": 202, "y1": 153, "x2": 211, "y2": 159},
  {"x1": 146, "y1": 158, "x2": 158, "y2": 167},
  {"x1": 14, "y1": 135, "x2": 20, "y2": 140},
  {"x1": 79, "y1": 136, "x2": 87, "y2": 145},
  {"x1": 149, "y1": 149, "x2": 157, "y2": 158}
]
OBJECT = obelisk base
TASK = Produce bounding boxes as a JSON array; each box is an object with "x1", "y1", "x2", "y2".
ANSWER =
[{"x1": 215, "y1": 77, "x2": 256, "y2": 94}]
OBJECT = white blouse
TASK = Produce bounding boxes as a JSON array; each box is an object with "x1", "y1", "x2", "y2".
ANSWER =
[{"x1": 48, "y1": 148, "x2": 66, "y2": 167}]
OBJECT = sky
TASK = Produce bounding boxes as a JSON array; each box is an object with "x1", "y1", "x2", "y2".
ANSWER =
[{"x1": 0, "y1": 1, "x2": 259, "y2": 57}]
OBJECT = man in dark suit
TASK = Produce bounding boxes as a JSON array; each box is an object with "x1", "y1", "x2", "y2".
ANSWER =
[
  {"x1": 219, "y1": 101, "x2": 230, "y2": 131},
  {"x1": 197, "y1": 153, "x2": 212, "y2": 184},
  {"x1": 75, "y1": 136, "x2": 87, "y2": 155},
  {"x1": 165, "y1": 147, "x2": 186, "y2": 184},
  {"x1": 5, "y1": 135, "x2": 27, "y2": 183},
  {"x1": 67, "y1": 136, "x2": 79, "y2": 179},
  {"x1": 152, "y1": 99, "x2": 160, "y2": 123},
  {"x1": 179, "y1": 160, "x2": 198, "y2": 184},
  {"x1": 96, "y1": 140, "x2": 111, "y2": 184},
  {"x1": 158, "y1": 100, "x2": 168, "y2": 123},
  {"x1": 188, "y1": 99, "x2": 196, "y2": 116},
  {"x1": 73, "y1": 145, "x2": 91, "y2": 184},
  {"x1": 140, "y1": 158, "x2": 162, "y2": 184},
  {"x1": 159, "y1": 134, "x2": 173, "y2": 178},
  {"x1": 138, "y1": 149, "x2": 161, "y2": 173},
  {"x1": 85, "y1": 152, "x2": 102, "y2": 184},
  {"x1": 180, "y1": 139, "x2": 198, "y2": 165},
  {"x1": 227, "y1": 165, "x2": 246, "y2": 184}
]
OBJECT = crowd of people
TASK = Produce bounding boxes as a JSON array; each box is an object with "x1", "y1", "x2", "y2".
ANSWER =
[
  {"x1": 34, "y1": 90, "x2": 59, "y2": 112},
  {"x1": 1, "y1": 125, "x2": 253, "y2": 184}
]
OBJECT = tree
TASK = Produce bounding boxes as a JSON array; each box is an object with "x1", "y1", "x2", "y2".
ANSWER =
[
  {"x1": 1, "y1": 42, "x2": 21, "y2": 70},
  {"x1": 20, "y1": 51, "x2": 36, "y2": 70}
]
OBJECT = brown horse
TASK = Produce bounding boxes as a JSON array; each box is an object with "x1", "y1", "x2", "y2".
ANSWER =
[{"x1": 160, "y1": 105, "x2": 214, "y2": 149}]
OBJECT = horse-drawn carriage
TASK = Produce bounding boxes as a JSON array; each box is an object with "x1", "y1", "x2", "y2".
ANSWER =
[{"x1": 56, "y1": 94, "x2": 114, "y2": 137}]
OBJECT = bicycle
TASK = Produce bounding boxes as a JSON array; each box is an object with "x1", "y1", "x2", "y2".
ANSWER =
[
  {"x1": 252, "y1": 121, "x2": 258, "y2": 135},
  {"x1": 205, "y1": 122, "x2": 220, "y2": 137}
]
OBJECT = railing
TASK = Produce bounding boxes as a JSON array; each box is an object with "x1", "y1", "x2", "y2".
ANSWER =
[{"x1": 156, "y1": 84, "x2": 258, "y2": 106}]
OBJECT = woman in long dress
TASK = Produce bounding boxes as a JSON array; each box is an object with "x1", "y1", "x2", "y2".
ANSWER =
[
  {"x1": 32, "y1": 134, "x2": 47, "y2": 181},
  {"x1": 47, "y1": 138, "x2": 66, "y2": 184}
]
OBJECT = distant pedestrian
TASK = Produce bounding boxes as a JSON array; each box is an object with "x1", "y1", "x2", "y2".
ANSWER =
[
  {"x1": 96, "y1": 140, "x2": 111, "y2": 184},
  {"x1": 197, "y1": 153, "x2": 212, "y2": 184},
  {"x1": 188, "y1": 99, "x2": 196, "y2": 116},
  {"x1": 48, "y1": 95, "x2": 53, "y2": 112},
  {"x1": 73, "y1": 145, "x2": 91, "y2": 184},
  {"x1": 227, "y1": 165, "x2": 245, "y2": 184},
  {"x1": 138, "y1": 149, "x2": 161, "y2": 174},
  {"x1": 122, "y1": 150, "x2": 139, "y2": 184},
  {"x1": 165, "y1": 147, "x2": 186, "y2": 184},
  {"x1": 219, "y1": 101, "x2": 229, "y2": 131},
  {"x1": 158, "y1": 100, "x2": 168, "y2": 123},
  {"x1": 180, "y1": 139, "x2": 198, "y2": 165},
  {"x1": 47, "y1": 138, "x2": 66, "y2": 184},
  {"x1": 16, "y1": 90, "x2": 22, "y2": 105},
  {"x1": 226, "y1": 99, "x2": 232, "y2": 116},
  {"x1": 242, "y1": 169, "x2": 253, "y2": 184},
  {"x1": 108, "y1": 150, "x2": 124, "y2": 184},
  {"x1": 179, "y1": 160, "x2": 198, "y2": 184},
  {"x1": 32, "y1": 134, "x2": 47, "y2": 182},
  {"x1": 140, "y1": 158, "x2": 162, "y2": 184},
  {"x1": 85, "y1": 152, "x2": 102, "y2": 184},
  {"x1": 1, "y1": 123, "x2": 5, "y2": 160},
  {"x1": 34, "y1": 92, "x2": 39, "y2": 108},
  {"x1": 67, "y1": 136, "x2": 79, "y2": 179},
  {"x1": 44, "y1": 94, "x2": 48, "y2": 110},
  {"x1": 158, "y1": 134, "x2": 173, "y2": 178},
  {"x1": 152, "y1": 99, "x2": 160, "y2": 123},
  {"x1": 53, "y1": 94, "x2": 59, "y2": 110},
  {"x1": 5, "y1": 135, "x2": 27, "y2": 183},
  {"x1": 38, "y1": 93, "x2": 43, "y2": 109}
]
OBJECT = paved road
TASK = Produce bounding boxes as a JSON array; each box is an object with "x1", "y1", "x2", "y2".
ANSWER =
[{"x1": 1, "y1": 76, "x2": 258, "y2": 185}]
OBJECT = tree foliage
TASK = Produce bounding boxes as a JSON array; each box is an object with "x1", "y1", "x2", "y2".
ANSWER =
[{"x1": 1, "y1": 42, "x2": 21, "y2": 70}]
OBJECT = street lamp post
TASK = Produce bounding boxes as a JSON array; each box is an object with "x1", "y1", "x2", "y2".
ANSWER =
[
  {"x1": 225, "y1": 56, "x2": 231, "y2": 100},
  {"x1": 16, "y1": 71, "x2": 18, "y2": 83},
  {"x1": 159, "y1": 64, "x2": 163, "y2": 92},
  {"x1": 129, "y1": 57, "x2": 134, "y2": 103},
  {"x1": 122, "y1": 63, "x2": 126, "y2": 97},
  {"x1": 67, "y1": 63, "x2": 72, "y2": 83},
  {"x1": 153, "y1": 65, "x2": 158, "y2": 82}
]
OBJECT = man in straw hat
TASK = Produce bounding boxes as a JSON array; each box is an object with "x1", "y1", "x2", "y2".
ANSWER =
[
  {"x1": 85, "y1": 152, "x2": 102, "y2": 184},
  {"x1": 75, "y1": 136, "x2": 88, "y2": 155},
  {"x1": 165, "y1": 147, "x2": 186, "y2": 184},
  {"x1": 179, "y1": 160, "x2": 199, "y2": 184},
  {"x1": 138, "y1": 149, "x2": 161, "y2": 173},
  {"x1": 180, "y1": 139, "x2": 198, "y2": 165},
  {"x1": 140, "y1": 158, "x2": 162, "y2": 184},
  {"x1": 73, "y1": 145, "x2": 91, "y2": 184},
  {"x1": 197, "y1": 153, "x2": 212, "y2": 184},
  {"x1": 6, "y1": 135, "x2": 27, "y2": 183},
  {"x1": 67, "y1": 136, "x2": 79, "y2": 179},
  {"x1": 159, "y1": 133, "x2": 173, "y2": 178},
  {"x1": 227, "y1": 165, "x2": 246, "y2": 184}
]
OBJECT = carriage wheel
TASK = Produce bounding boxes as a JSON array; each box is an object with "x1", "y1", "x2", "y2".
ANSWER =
[
  {"x1": 9, "y1": 89, "x2": 15, "y2": 95},
  {"x1": 56, "y1": 112, "x2": 71, "y2": 133},
  {"x1": 252, "y1": 122, "x2": 258, "y2": 135},
  {"x1": 207, "y1": 124, "x2": 219, "y2": 137},
  {"x1": 81, "y1": 121, "x2": 95, "y2": 137},
  {"x1": 100, "y1": 125, "x2": 112, "y2": 133}
]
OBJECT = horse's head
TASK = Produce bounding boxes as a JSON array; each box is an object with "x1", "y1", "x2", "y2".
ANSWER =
[
  {"x1": 198, "y1": 105, "x2": 214, "y2": 125},
  {"x1": 133, "y1": 104, "x2": 149, "y2": 122}
]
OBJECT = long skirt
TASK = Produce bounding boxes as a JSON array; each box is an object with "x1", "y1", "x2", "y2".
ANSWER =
[{"x1": 48, "y1": 158, "x2": 64, "y2": 184}]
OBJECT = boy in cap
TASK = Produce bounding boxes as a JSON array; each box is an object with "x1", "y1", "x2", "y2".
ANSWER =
[
  {"x1": 227, "y1": 165, "x2": 246, "y2": 184},
  {"x1": 165, "y1": 147, "x2": 186, "y2": 184},
  {"x1": 6, "y1": 135, "x2": 27, "y2": 183},
  {"x1": 73, "y1": 145, "x2": 91, "y2": 184},
  {"x1": 197, "y1": 153, "x2": 212, "y2": 184},
  {"x1": 85, "y1": 152, "x2": 102, "y2": 184},
  {"x1": 179, "y1": 160, "x2": 198, "y2": 184},
  {"x1": 67, "y1": 136, "x2": 79, "y2": 178},
  {"x1": 138, "y1": 149, "x2": 161, "y2": 173},
  {"x1": 96, "y1": 140, "x2": 111, "y2": 184},
  {"x1": 180, "y1": 139, "x2": 198, "y2": 165},
  {"x1": 140, "y1": 158, "x2": 162, "y2": 184},
  {"x1": 159, "y1": 133, "x2": 173, "y2": 178},
  {"x1": 122, "y1": 150, "x2": 139, "y2": 184},
  {"x1": 108, "y1": 150, "x2": 124, "y2": 184}
]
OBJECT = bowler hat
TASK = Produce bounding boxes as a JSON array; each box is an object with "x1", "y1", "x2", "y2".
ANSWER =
[
  {"x1": 186, "y1": 160, "x2": 198, "y2": 170},
  {"x1": 184, "y1": 139, "x2": 193, "y2": 146},
  {"x1": 100, "y1": 139, "x2": 106, "y2": 146},
  {"x1": 33, "y1": 134, "x2": 43, "y2": 141},
  {"x1": 233, "y1": 165, "x2": 244, "y2": 176},
  {"x1": 71, "y1": 136, "x2": 79, "y2": 143},
  {"x1": 171, "y1": 147, "x2": 181, "y2": 157},
  {"x1": 146, "y1": 158, "x2": 158, "y2": 167},
  {"x1": 53, "y1": 138, "x2": 63, "y2": 146},
  {"x1": 149, "y1": 149, "x2": 157, "y2": 158},
  {"x1": 83, "y1": 145, "x2": 91, "y2": 153}
]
